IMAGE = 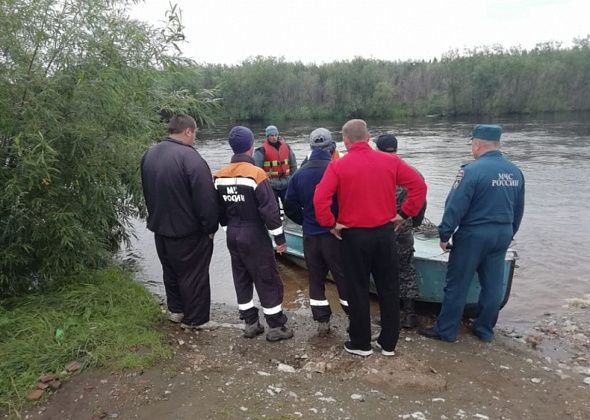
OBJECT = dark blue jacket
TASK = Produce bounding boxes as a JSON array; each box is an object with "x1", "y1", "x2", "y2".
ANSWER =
[
  {"x1": 438, "y1": 150, "x2": 525, "y2": 242},
  {"x1": 284, "y1": 149, "x2": 337, "y2": 236}
]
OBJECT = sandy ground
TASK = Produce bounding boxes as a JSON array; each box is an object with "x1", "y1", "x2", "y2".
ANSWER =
[{"x1": 20, "y1": 302, "x2": 590, "y2": 420}]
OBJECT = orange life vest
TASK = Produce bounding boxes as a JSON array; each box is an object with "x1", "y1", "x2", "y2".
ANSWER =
[{"x1": 262, "y1": 139, "x2": 290, "y2": 178}]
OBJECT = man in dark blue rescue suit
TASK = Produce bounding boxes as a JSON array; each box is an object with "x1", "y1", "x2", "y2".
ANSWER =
[
  {"x1": 419, "y1": 124, "x2": 525, "y2": 342},
  {"x1": 214, "y1": 126, "x2": 294, "y2": 342},
  {"x1": 284, "y1": 128, "x2": 349, "y2": 336}
]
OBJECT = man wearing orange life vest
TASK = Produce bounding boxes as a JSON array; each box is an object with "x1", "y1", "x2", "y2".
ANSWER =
[{"x1": 253, "y1": 125, "x2": 298, "y2": 206}]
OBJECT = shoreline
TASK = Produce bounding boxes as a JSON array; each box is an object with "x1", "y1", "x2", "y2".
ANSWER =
[{"x1": 22, "y1": 302, "x2": 590, "y2": 419}]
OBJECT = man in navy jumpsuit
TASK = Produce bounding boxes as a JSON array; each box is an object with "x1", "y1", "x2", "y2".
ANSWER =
[
  {"x1": 214, "y1": 126, "x2": 294, "y2": 342},
  {"x1": 284, "y1": 128, "x2": 349, "y2": 336},
  {"x1": 419, "y1": 124, "x2": 525, "y2": 342}
]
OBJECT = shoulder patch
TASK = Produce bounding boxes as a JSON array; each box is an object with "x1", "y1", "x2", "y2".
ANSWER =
[{"x1": 452, "y1": 168, "x2": 465, "y2": 189}]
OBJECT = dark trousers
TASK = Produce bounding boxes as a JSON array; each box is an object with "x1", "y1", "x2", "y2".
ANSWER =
[
  {"x1": 154, "y1": 232, "x2": 214, "y2": 326},
  {"x1": 434, "y1": 224, "x2": 513, "y2": 341},
  {"x1": 341, "y1": 224, "x2": 399, "y2": 351},
  {"x1": 226, "y1": 225, "x2": 287, "y2": 328},
  {"x1": 303, "y1": 233, "x2": 348, "y2": 322}
]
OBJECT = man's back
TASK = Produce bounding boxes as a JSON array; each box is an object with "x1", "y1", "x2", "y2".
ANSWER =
[
  {"x1": 314, "y1": 142, "x2": 426, "y2": 228},
  {"x1": 141, "y1": 139, "x2": 218, "y2": 237},
  {"x1": 441, "y1": 150, "x2": 524, "y2": 235}
]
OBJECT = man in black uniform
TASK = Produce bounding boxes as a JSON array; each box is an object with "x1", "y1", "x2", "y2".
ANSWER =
[
  {"x1": 214, "y1": 126, "x2": 294, "y2": 342},
  {"x1": 141, "y1": 114, "x2": 219, "y2": 329}
]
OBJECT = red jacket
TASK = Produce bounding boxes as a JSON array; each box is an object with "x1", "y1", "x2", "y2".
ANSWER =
[{"x1": 313, "y1": 141, "x2": 427, "y2": 228}]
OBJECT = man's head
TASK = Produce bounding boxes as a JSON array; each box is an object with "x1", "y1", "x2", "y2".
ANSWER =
[
  {"x1": 265, "y1": 125, "x2": 279, "y2": 144},
  {"x1": 471, "y1": 124, "x2": 501, "y2": 159},
  {"x1": 168, "y1": 114, "x2": 197, "y2": 145},
  {"x1": 309, "y1": 128, "x2": 333, "y2": 151},
  {"x1": 375, "y1": 134, "x2": 398, "y2": 154},
  {"x1": 341, "y1": 119, "x2": 369, "y2": 150},
  {"x1": 229, "y1": 126, "x2": 255, "y2": 155}
]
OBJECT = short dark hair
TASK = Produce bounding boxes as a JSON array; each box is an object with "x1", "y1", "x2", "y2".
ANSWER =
[{"x1": 168, "y1": 114, "x2": 197, "y2": 134}]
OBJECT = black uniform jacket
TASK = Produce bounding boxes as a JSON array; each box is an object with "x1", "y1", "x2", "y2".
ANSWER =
[
  {"x1": 141, "y1": 138, "x2": 219, "y2": 237},
  {"x1": 214, "y1": 154, "x2": 285, "y2": 245}
]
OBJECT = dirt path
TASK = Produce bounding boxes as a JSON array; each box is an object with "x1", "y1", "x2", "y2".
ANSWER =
[{"x1": 22, "y1": 304, "x2": 590, "y2": 420}]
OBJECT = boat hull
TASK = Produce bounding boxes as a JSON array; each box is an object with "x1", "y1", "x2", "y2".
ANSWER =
[{"x1": 282, "y1": 222, "x2": 516, "y2": 311}]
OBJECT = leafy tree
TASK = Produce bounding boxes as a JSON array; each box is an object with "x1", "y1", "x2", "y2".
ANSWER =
[{"x1": 0, "y1": 0, "x2": 217, "y2": 295}]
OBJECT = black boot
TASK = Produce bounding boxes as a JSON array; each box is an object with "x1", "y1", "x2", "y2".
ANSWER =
[{"x1": 401, "y1": 298, "x2": 419, "y2": 329}]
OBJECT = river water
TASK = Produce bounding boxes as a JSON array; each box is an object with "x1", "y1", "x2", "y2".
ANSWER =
[{"x1": 128, "y1": 113, "x2": 590, "y2": 332}]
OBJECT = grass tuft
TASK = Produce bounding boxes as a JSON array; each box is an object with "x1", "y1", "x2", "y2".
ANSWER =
[{"x1": 0, "y1": 267, "x2": 171, "y2": 414}]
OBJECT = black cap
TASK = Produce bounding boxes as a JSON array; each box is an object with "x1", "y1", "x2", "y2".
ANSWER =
[{"x1": 376, "y1": 134, "x2": 398, "y2": 153}]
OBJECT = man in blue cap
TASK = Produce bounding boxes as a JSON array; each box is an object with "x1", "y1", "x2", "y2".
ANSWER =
[
  {"x1": 419, "y1": 124, "x2": 525, "y2": 342},
  {"x1": 254, "y1": 125, "x2": 298, "y2": 208},
  {"x1": 214, "y1": 126, "x2": 294, "y2": 342}
]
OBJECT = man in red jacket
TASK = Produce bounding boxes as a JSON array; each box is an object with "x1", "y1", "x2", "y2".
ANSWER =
[{"x1": 313, "y1": 119, "x2": 427, "y2": 357}]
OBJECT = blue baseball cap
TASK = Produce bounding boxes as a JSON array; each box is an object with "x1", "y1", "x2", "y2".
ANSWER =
[{"x1": 472, "y1": 124, "x2": 502, "y2": 141}]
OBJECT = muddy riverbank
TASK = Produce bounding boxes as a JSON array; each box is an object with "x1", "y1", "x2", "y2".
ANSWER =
[{"x1": 23, "y1": 300, "x2": 590, "y2": 420}]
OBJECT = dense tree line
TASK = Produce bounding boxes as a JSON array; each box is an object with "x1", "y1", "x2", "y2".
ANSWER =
[
  {"x1": 182, "y1": 38, "x2": 590, "y2": 121},
  {"x1": 0, "y1": 0, "x2": 217, "y2": 295}
]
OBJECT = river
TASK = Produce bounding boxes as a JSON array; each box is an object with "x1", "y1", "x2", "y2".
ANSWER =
[{"x1": 127, "y1": 113, "x2": 590, "y2": 332}]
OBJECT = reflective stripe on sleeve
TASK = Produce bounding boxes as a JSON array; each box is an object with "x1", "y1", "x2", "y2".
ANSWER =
[
  {"x1": 268, "y1": 226, "x2": 284, "y2": 235},
  {"x1": 310, "y1": 299, "x2": 330, "y2": 306},
  {"x1": 339, "y1": 299, "x2": 349, "y2": 307}
]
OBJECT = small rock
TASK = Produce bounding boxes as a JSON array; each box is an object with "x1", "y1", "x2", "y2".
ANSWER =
[
  {"x1": 257, "y1": 371, "x2": 271, "y2": 376},
  {"x1": 277, "y1": 363, "x2": 296, "y2": 373},
  {"x1": 405, "y1": 337, "x2": 412, "y2": 342},
  {"x1": 574, "y1": 366, "x2": 590, "y2": 376},
  {"x1": 584, "y1": 377, "x2": 590, "y2": 385},
  {"x1": 429, "y1": 367, "x2": 438, "y2": 374},
  {"x1": 26, "y1": 389, "x2": 45, "y2": 401},
  {"x1": 240, "y1": 406, "x2": 248, "y2": 412},
  {"x1": 39, "y1": 374, "x2": 59, "y2": 383},
  {"x1": 318, "y1": 397, "x2": 336, "y2": 403},
  {"x1": 530, "y1": 378, "x2": 542, "y2": 384},
  {"x1": 287, "y1": 391, "x2": 298, "y2": 401},
  {"x1": 500, "y1": 365, "x2": 510, "y2": 370},
  {"x1": 309, "y1": 408, "x2": 318, "y2": 414},
  {"x1": 178, "y1": 340, "x2": 185, "y2": 346},
  {"x1": 474, "y1": 414, "x2": 489, "y2": 420},
  {"x1": 36, "y1": 382, "x2": 49, "y2": 390},
  {"x1": 350, "y1": 394, "x2": 363, "y2": 401},
  {"x1": 431, "y1": 397, "x2": 445, "y2": 402},
  {"x1": 65, "y1": 361, "x2": 81, "y2": 373}
]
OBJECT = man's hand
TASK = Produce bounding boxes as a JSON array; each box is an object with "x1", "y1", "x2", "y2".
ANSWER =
[
  {"x1": 391, "y1": 214, "x2": 405, "y2": 231},
  {"x1": 208, "y1": 233, "x2": 215, "y2": 240},
  {"x1": 275, "y1": 243, "x2": 287, "y2": 254},
  {"x1": 330, "y1": 222, "x2": 349, "y2": 240},
  {"x1": 439, "y1": 241, "x2": 452, "y2": 252}
]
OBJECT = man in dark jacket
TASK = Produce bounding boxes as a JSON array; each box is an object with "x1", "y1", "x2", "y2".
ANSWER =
[
  {"x1": 141, "y1": 114, "x2": 219, "y2": 329},
  {"x1": 215, "y1": 126, "x2": 294, "y2": 342},
  {"x1": 314, "y1": 119, "x2": 427, "y2": 357},
  {"x1": 284, "y1": 128, "x2": 348, "y2": 336}
]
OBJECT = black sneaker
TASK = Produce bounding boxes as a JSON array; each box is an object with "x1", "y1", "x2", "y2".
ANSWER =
[
  {"x1": 375, "y1": 340, "x2": 395, "y2": 357},
  {"x1": 343, "y1": 341, "x2": 373, "y2": 357}
]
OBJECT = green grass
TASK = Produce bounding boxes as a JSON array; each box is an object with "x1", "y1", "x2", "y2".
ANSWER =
[{"x1": 0, "y1": 267, "x2": 171, "y2": 414}]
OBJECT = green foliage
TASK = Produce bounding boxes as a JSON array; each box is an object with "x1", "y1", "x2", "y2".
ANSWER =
[
  {"x1": 0, "y1": 267, "x2": 170, "y2": 414},
  {"x1": 0, "y1": 0, "x2": 219, "y2": 295},
  {"x1": 191, "y1": 39, "x2": 590, "y2": 122}
]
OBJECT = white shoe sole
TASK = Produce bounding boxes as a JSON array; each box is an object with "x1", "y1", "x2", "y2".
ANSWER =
[
  {"x1": 375, "y1": 342, "x2": 395, "y2": 357},
  {"x1": 344, "y1": 344, "x2": 373, "y2": 357}
]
